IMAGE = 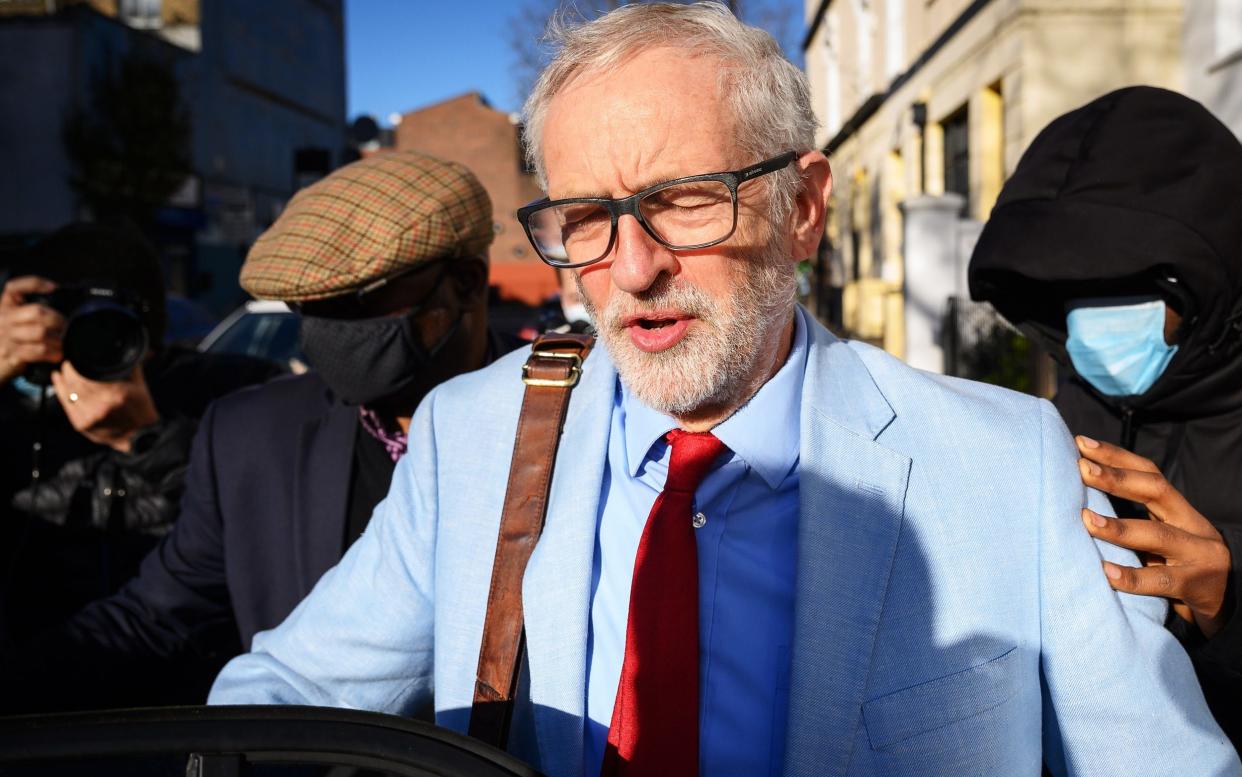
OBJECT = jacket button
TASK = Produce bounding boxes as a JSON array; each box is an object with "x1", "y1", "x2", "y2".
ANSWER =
[{"x1": 692, "y1": 512, "x2": 707, "y2": 529}]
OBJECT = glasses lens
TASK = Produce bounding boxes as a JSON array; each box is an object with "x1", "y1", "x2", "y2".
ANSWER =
[
  {"x1": 528, "y1": 202, "x2": 612, "y2": 266},
  {"x1": 639, "y1": 180, "x2": 734, "y2": 249}
]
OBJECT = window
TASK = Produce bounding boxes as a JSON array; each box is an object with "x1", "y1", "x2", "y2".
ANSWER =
[
  {"x1": 854, "y1": 0, "x2": 875, "y2": 98},
  {"x1": 881, "y1": 150, "x2": 905, "y2": 283},
  {"x1": 977, "y1": 83, "x2": 1005, "y2": 220},
  {"x1": 884, "y1": 0, "x2": 904, "y2": 81},
  {"x1": 869, "y1": 174, "x2": 884, "y2": 279},
  {"x1": 824, "y1": 13, "x2": 843, "y2": 137},
  {"x1": 941, "y1": 106, "x2": 970, "y2": 214},
  {"x1": 120, "y1": 0, "x2": 162, "y2": 29},
  {"x1": 850, "y1": 226, "x2": 862, "y2": 282}
]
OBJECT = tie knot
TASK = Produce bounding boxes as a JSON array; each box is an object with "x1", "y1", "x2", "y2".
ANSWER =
[{"x1": 663, "y1": 430, "x2": 726, "y2": 494}]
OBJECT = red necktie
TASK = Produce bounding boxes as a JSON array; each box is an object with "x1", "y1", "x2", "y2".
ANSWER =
[{"x1": 602, "y1": 429, "x2": 727, "y2": 777}]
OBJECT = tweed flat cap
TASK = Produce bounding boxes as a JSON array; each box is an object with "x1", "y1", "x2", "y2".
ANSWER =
[{"x1": 241, "y1": 151, "x2": 494, "y2": 301}]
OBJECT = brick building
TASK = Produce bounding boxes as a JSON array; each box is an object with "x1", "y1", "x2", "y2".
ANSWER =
[{"x1": 395, "y1": 92, "x2": 557, "y2": 306}]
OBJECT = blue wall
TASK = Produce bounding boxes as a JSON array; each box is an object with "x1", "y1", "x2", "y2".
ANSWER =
[{"x1": 0, "y1": 3, "x2": 347, "y2": 316}]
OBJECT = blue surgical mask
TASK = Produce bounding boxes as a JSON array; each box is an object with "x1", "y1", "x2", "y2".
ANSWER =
[{"x1": 1065, "y1": 299, "x2": 1178, "y2": 397}]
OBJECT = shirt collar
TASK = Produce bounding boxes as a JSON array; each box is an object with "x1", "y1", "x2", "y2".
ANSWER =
[{"x1": 622, "y1": 308, "x2": 807, "y2": 489}]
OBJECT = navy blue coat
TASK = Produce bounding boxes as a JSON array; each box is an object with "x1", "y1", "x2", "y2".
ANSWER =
[{"x1": 1, "y1": 372, "x2": 361, "y2": 711}]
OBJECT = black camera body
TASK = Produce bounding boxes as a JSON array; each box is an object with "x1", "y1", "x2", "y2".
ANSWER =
[{"x1": 28, "y1": 283, "x2": 151, "y2": 382}]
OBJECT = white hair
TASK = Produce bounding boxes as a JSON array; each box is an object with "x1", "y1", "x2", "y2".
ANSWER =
[{"x1": 522, "y1": 1, "x2": 818, "y2": 222}]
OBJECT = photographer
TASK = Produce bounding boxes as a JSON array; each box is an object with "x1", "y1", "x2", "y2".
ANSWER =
[{"x1": 0, "y1": 223, "x2": 279, "y2": 645}]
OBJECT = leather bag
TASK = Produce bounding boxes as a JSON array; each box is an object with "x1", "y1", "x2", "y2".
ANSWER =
[{"x1": 468, "y1": 332, "x2": 595, "y2": 749}]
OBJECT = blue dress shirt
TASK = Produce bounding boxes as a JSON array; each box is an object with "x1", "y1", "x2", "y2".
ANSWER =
[{"x1": 584, "y1": 313, "x2": 807, "y2": 777}]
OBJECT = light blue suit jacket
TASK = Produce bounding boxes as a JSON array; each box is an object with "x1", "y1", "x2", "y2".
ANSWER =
[{"x1": 210, "y1": 308, "x2": 1240, "y2": 776}]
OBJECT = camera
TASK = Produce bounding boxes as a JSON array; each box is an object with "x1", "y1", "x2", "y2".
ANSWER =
[{"x1": 28, "y1": 283, "x2": 151, "y2": 382}]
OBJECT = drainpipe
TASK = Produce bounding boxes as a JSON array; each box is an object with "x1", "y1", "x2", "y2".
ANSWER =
[{"x1": 911, "y1": 102, "x2": 928, "y2": 194}]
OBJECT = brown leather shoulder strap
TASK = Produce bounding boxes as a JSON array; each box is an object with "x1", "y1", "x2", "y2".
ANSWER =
[{"x1": 469, "y1": 331, "x2": 594, "y2": 748}]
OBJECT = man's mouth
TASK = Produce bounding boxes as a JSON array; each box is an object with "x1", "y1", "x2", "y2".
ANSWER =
[
  {"x1": 623, "y1": 312, "x2": 694, "y2": 353},
  {"x1": 637, "y1": 317, "x2": 677, "y2": 329}
]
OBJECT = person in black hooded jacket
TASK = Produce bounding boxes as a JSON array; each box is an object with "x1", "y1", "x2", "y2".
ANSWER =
[{"x1": 969, "y1": 85, "x2": 1242, "y2": 748}]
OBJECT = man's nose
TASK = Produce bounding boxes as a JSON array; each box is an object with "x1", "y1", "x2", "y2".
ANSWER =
[{"x1": 609, "y1": 214, "x2": 677, "y2": 294}]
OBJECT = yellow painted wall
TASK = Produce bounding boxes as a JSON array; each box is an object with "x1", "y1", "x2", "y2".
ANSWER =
[{"x1": 805, "y1": 0, "x2": 1185, "y2": 352}]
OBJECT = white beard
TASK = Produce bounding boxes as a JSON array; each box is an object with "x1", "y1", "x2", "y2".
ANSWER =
[{"x1": 580, "y1": 243, "x2": 797, "y2": 418}]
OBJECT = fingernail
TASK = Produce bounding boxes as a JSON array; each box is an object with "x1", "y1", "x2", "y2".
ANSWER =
[
  {"x1": 1086, "y1": 461, "x2": 1101, "y2": 476},
  {"x1": 1104, "y1": 563, "x2": 1121, "y2": 580},
  {"x1": 1078, "y1": 435, "x2": 1100, "y2": 449},
  {"x1": 1088, "y1": 510, "x2": 1107, "y2": 528}
]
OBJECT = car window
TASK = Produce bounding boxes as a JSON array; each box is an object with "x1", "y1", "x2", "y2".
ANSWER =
[
  {"x1": 207, "y1": 312, "x2": 301, "y2": 363},
  {"x1": 259, "y1": 314, "x2": 303, "y2": 364},
  {"x1": 207, "y1": 313, "x2": 267, "y2": 355}
]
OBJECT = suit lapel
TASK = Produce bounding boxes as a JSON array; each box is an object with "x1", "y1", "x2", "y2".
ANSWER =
[
  {"x1": 520, "y1": 349, "x2": 615, "y2": 777},
  {"x1": 783, "y1": 314, "x2": 911, "y2": 777},
  {"x1": 291, "y1": 390, "x2": 357, "y2": 595},
  {"x1": 513, "y1": 315, "x2": 910, "y2": 776}
]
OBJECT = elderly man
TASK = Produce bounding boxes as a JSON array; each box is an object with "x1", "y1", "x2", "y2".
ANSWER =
[
  {"x1": 1, "y1": 151, "x2": 504, "y2": 713},
  {"x1": 210, "y1": 5, "x2": 1239, "y2": 776}
]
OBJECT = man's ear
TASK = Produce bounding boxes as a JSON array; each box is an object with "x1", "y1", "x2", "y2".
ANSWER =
[
  {"x1": 790, "y1": 151, "x2": 832, "y2": 261},
  {"x1": 452, "y1": 256, "x2": 490, "y2": 304}
]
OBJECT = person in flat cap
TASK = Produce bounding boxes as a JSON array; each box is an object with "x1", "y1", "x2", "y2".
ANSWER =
[{"x1": 0, "y1": 151, "x2": 512, "y2": 713}]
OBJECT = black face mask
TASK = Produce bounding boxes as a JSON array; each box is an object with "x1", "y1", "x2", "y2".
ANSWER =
[{"x1": 299, "y1": 309, "x2": 462, "y2": 406}]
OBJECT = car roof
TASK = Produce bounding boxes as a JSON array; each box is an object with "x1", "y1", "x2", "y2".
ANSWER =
[{"x1": 244, "y1": 300, "x2": 292, "y2": 313}]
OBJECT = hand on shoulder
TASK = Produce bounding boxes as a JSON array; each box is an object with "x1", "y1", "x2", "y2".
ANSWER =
[{"x1": 1076, "y1": 435, "x2": 1233, "y2": 638}]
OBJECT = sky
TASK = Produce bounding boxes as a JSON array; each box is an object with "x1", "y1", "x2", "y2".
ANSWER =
[
  {"x1": 345, "y1": 0, "x2": 805, "y2": 127},
  {"x1": 346, "y1": 0, "x2": 524, "y2": 123}
]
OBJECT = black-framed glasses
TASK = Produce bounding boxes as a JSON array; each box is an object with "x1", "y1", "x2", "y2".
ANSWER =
[{"x1": 517, "y1": 151, "x2": 798, "y2": 268}]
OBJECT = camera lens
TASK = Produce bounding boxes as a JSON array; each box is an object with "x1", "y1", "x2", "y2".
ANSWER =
[{"x1": 63, "y1": 301, "x2": 148, "y2": 381}]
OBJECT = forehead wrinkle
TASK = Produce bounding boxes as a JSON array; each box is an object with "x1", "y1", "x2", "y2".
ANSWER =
[
  {"x1": 554, "y1": 97, "x2": 672, "y2": 199},
  {"x1": 548, "y1": 114, "x2": 729, "y2": 200},
  {"x1": 542, "y1": 49, "x2": 740, "y2": 199}
]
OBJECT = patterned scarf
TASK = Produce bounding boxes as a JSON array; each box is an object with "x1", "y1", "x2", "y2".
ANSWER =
[{"x1": 358, "y1": 406, "x2": 408, "y2": 462}]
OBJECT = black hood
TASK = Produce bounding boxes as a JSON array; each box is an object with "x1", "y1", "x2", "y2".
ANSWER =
[{"x1": 969, "y1": 86, "x2": 1242, "y2": 418}]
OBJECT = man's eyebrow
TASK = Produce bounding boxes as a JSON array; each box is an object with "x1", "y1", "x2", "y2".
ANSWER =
[
  {"x1": 554, "y1": 168, "x2": 722, "y2": 201},
  {"x1": 552, "y1": 187, "x2": 610, "y2": 200}
]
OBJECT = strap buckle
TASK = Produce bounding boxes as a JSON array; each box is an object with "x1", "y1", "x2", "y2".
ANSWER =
[{"x1": 522, "y1": 350, "x2": 583, "y2": 387}]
